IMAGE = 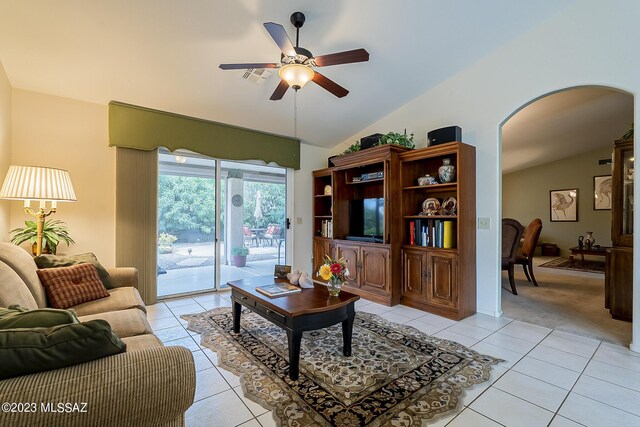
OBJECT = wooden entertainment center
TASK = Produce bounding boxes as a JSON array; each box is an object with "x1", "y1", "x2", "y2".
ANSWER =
[{"x1": 312, "y1": 142, "x2": 476, "y2": 320}]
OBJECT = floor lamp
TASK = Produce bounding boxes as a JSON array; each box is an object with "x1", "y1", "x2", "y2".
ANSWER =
[{"x1": 0, "y1": 165, "x2": 77, "y2": 256}]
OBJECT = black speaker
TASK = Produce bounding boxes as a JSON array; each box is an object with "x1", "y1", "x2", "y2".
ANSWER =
[
  {"x1": 360, "y1": 133, "x2": 383, "y2": 149},
  {"x1": 427, "y1": 126, "x2": 462, "y2": 146}
]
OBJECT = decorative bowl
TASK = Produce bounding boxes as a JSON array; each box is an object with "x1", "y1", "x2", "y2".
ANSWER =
[{"x1": 417, "y1": 175, "x2": 438, "y2": 186}]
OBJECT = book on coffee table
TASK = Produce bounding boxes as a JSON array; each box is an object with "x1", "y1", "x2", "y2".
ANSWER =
[{"x1": 256, "y1": 283, "x2": 302, "y2": 298}]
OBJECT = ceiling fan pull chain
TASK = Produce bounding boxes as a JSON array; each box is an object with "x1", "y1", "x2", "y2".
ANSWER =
[{"x1": 294, "y1": 90, "x2": 298, "y2": 138}]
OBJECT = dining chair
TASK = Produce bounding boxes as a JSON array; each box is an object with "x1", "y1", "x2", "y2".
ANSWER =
[
  {"x1": 516, "y1": 218, "x2": 543, "y2": 287},
  {"x1": 502, "y1": 218, "x2": 525, "y2": 295}
]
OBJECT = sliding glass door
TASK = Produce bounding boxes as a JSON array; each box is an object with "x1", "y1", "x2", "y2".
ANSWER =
[
  {"x1": 157, "y1": 151, "x2": 288, "y2": 297},
  {"x1": 157, "y1": 152, "x2": 217, "y2": 297}
]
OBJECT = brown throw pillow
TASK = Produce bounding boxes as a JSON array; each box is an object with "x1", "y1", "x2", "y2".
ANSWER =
[{"x1": 37, "y1": 264, "x2": 110, "y2": 309}]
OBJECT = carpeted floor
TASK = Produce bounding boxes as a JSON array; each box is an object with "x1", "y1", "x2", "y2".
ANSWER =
[
  {"x1": 184, "y1": 308, "x2": 502, "y2": 427},
  {"x1": 502, "y1": 257, "x2": 631, "y2": 346},
  {"x1": 539, "y1": 257, "x2": 605, "y2": 274}
]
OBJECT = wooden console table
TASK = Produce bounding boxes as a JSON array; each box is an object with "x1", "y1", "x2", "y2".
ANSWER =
[{"x1": 569, "y1": 246, "x2": 611, "y2": 263}]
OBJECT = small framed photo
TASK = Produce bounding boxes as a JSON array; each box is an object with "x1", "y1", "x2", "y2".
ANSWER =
[
  {"x1": 550, "y1": 189, "x2": 578, "y2": 222},
  {"x1": 274, "y1": 264, "x2": 291, "y2": 279},
  {"x1": 593, "y1": 175, "x2": 612, "y2": 210}
]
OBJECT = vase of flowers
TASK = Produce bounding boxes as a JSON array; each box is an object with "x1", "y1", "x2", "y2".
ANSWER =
[{"x1": 317, "y1": 255, "x2": 350, "y2": 296}]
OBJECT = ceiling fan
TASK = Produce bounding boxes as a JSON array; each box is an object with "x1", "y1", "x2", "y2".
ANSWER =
[{"x1": 219, "y1": 12, "x2": 369, "y2": 100}]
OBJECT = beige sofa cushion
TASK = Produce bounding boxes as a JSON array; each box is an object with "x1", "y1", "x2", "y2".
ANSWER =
[
  {"x1": 0, "y1": 260, "x2": 38, "y2": 310},
  {"x1": 79, "y1": 308, "x2": 152, "y2": 338},
  {"x1": 72, "y1": 287, "x2": 146, "y2": 317},
  {"x1": 121, "y1": 334, "x2": 163, "y2": 351},
  {"x1": 0, "y1": 243, "x2": 47, "y2": 308}
]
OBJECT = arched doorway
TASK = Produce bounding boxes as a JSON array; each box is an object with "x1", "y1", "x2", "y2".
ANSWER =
[{"x1": 498, "y1": 85, "x2": 634, "y2": 345}]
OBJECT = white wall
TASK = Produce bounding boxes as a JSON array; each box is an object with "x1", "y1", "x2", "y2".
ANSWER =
[
  {"x1": 10, "y1": 90, "x2": 115, "y2": 266},
  {"x1": 335, "y1": 0, "x2": 640, "y2": 349},
  {"x1": 0, "y1": 62, "x2": 11, "y2": 240}
]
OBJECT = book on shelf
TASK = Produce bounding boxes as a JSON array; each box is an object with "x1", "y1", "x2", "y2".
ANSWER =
[
  {"x1": 320, "y1": 219, "x2": 333, "y2": 238},
  {"x1": 255, "y1": 283, "x2": 302, "y2": 298},
  {"x1": 409, "y1": 221, "x2": 415, "y2": 245},
  {"x1": 443, "y1": 220, "x2": 455, "y2": 249}
]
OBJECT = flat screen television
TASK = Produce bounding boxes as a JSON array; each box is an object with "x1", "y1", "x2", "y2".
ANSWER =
[{"x1": 347, "y1": 198, "x2": 384, "y2": 243}]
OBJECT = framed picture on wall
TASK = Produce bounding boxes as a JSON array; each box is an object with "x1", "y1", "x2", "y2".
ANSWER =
[
  {"x1": 593, "y1": 175, "x2": 612, "y2": 210},
  {"x1": 550, "y1": 189, "x2": 578, "y2": 222}
]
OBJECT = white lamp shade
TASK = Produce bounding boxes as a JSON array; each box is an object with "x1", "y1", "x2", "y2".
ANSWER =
[
  {"x1": 278, "y1": 64, "x2": 315, "y2": 89},
  {"x1": 0, "y1": 165, "x2": 76, "y2": 202}
]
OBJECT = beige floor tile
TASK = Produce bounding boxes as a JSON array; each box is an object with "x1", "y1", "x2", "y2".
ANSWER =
[
  {"x1": 386, "y1": 305, "x2": 428, "y2": 319},
  {"x1": 377, "y1": 311, "x2": 412, "y2": 324},
  {"x1": 461, "y1": 313, "x2": 513, "y2": 331},
  {"x1": 447, "y1": 408, "x2": 503, "y2": 427},
  {"x1": 592, "y1": 346, "x2": 640, "y2": 373},
  {"x1": 256, "y1": 412, "x2": 276, "y2": 427},
  {"x1": 541, "y1": 334, "x2": 598, "y2": 358},
  {"x1": 155, "y1": 325, "x2": 190, "y2": 343},
  {"x1": 497, "y1": 320, "x2": 551, "y2": 343},
  {"x1": 237, "y1": 420, "x2": 262, "y2": 427},
  {"x1": 445, "y1": 322, "x2": 494, "y2": 340},
  {"x1": 186, "y1": 389, "x2": 253, "y2": 427},
  {"x1": 148, "y1": 315, "x2": 181, "y2": 330},
  {"x1": 432, "y1": 329, "x2": 480, "y2": 348},
  {"x1": 194, "y1": 367, "x2": 231, "y2": 402},
  {"x1": 558, "y1": 393, "x2": 640, "y2": 427},
  {"x1": 164, "y1": 335, "x2": 201, "y2": 352},
  {"x1": 414, "y1": 312, "x2": 458, "y2": 329},
  {"x1": 163, "y1": 297, "x2": 198, "y2": 308},
  {"x1": 572, "y1": 375, "x2": 640, "y2": 416},
  {"x1": 404, "y1": 318, "x2": 444, "y2": 335},
  {"x1": 170, "y1": 303, "x2": 206, "y2": 317},
  {"x1": 512, "y1": 356, "x2": 580, "y2": 390},
  {"x1": 481, "y1": 332, "x2": 538, "y2": 354},
  {"x1": 584, "y1": 359, "x2": 640, "y2": 392},
  {"x1": 470, "y1": 387, "x2": 554, "y2": 427},
  {"x1": 218, "y1": 366, "x2": 241, "y2": 388},
  {"x1": 493, "y1": 370, "x2": 568, "y2": 412},
  {"x1": 472, "y1": 341, "x2": 524, "y2": 368},
  {"x1": 192, "y1": 350, "x2": 215, "y2": 372},
  {"x1": 527, "y1": 345, "x2": 589, "y2": 372},
  {"x1": 549, "y1": 415, "x2": 584, "y2": 426}
]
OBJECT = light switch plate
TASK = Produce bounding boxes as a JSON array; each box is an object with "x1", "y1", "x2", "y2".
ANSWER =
[
  {"x1": 478, "y1": 217, "x2": 491, "y2": 229},
  {"x1": 296, "y1": 217, "x2": 303, "y2": 224}
]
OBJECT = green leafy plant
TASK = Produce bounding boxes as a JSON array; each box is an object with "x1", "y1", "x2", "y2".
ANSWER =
[
  {"x1": 342, "y1": 141, "x2": 361, "y2": 154},
  {"x1": 10, "y1": 219, "x2": 75, "y2": 254},
  {"x1": 231, "y1": 246, "x2": 249, "y2": 256},
  {"x1": 377, "y1": 131, "x2": 415, "y2": 149},
  {"x1": 158, "y1": 232, "x2": 178, "y2": 254},
  {"x1": 622, "y1": 123, "x2": 634, "y2": 140}
]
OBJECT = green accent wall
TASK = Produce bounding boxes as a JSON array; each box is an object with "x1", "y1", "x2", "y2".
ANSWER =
[
  {"x1": 503, "y1": 146, "x2": 613, "y2": 256},
  {"x1": 108, "y1": 101, "x2": 300, "y2": 170}
]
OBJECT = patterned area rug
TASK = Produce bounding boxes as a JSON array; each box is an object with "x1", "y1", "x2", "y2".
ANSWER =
[
  {"x1": 539, "y1": 257, "x2": 605, "y2": 274},
  {"x1": 183, "y1": 308, "x2": 502, "y2": 426}
]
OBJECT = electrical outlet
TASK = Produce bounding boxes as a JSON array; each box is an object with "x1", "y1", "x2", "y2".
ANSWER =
[{"x1": 478, "y1": 217, "x2": 491, "y2": 229}]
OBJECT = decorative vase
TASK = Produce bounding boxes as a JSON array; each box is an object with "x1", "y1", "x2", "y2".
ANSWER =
[
  {"x1": 327, "y1": 278, "x2": 344, "y2": 296},
  {"x1": 584, "y1": 232, "x2": 595, "y2": 249},
  {"x1": 438, "y1": 158, "x2": 456, "y2": 183}
]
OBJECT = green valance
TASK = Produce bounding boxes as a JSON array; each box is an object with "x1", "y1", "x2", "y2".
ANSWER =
[{"x1": 108, "y1": 101, "x2": 300, "y2": 170}]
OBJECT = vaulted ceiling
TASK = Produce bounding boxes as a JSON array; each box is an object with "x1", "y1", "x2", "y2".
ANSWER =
[
  {"x1": 3, "y1": 1, "x2": 630, "y2": 173},
  {"x1": 0, "y1": 0, "x2": 574, "y2": 149}
]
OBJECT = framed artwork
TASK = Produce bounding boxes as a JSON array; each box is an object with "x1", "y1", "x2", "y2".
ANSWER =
[
  {"x1": 593, "y1": 175, "x2": 612, "y2": 210},
  {"x1": 274, "y1": 264, "x2": 291, "y2": 279},
  {"x1": 550, "y1": 189, "x2": 578, "y2": 222}
]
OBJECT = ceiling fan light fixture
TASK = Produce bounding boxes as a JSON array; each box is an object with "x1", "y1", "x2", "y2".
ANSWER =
[{"x1": 278, "y1": 64, "x2": 314, "y2": 90}]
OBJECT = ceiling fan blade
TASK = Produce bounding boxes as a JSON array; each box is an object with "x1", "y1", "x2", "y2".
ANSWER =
[
  {"x1": 263, "y1": 22, "x2": 296, "y2": 57},
  {"x1": 312, "y1": 72, "x2": 349, "y2": 98},
  {"x1": 219, "y1": 63, "x2": 278, "y2": 70},
  {"x1": 270, "y1": 80, "x2": 289, "y2": 101},
  {"x1": 313, "y1": 48, "x2": 369, "y2": 67}
]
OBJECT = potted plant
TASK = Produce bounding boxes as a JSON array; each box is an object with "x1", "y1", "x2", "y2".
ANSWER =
[
  {"x1": 158, "y1": 233, "x2": 178, "y2": 254},
  {"x1": 377, "y1": 131, "x2": 415, "y2": 149},
  {"x1": 10, "y1": 219, "x2": 75, "y2": 255},
  {"x1": 231, "y1": 246, "x2": 249, "y2": 267}
]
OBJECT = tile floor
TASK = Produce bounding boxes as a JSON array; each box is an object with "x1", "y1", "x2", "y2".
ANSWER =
[{"x1": 149, "y1": 293, "x2": 640, "y2": 427}]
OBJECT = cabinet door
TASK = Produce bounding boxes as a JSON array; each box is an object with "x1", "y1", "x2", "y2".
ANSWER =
[
  {"x1": 312, "y1": 238, "x2": 328, "y2": 276},
  {"x1": 336, "y1": 243, "x2": 360, "y2": 288},
  {"x1": 361, "y1": 246, "x2": 391, "y2": 296},
  {"x1": 402, "y1": 249, "x2": 428, "y2": 303},
  {"x1": 609, "y1": 247, "x2": 633, "y2": 321},
  {"x1": 427, "y1": 252, "x2": 458, "y2": 310}
]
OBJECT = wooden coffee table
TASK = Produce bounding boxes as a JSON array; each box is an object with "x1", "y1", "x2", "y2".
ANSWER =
[
  {"x1": 227, "y1": 276, "x2": 360, "y2": 381},
  {"x1": 569, "y1": 246, "x2": 610, "y2": 263}
]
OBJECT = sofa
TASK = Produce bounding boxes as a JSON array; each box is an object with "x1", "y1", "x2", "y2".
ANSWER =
[{"x1": 0, "y1": 242, "x2": 196, "y2": 427}]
